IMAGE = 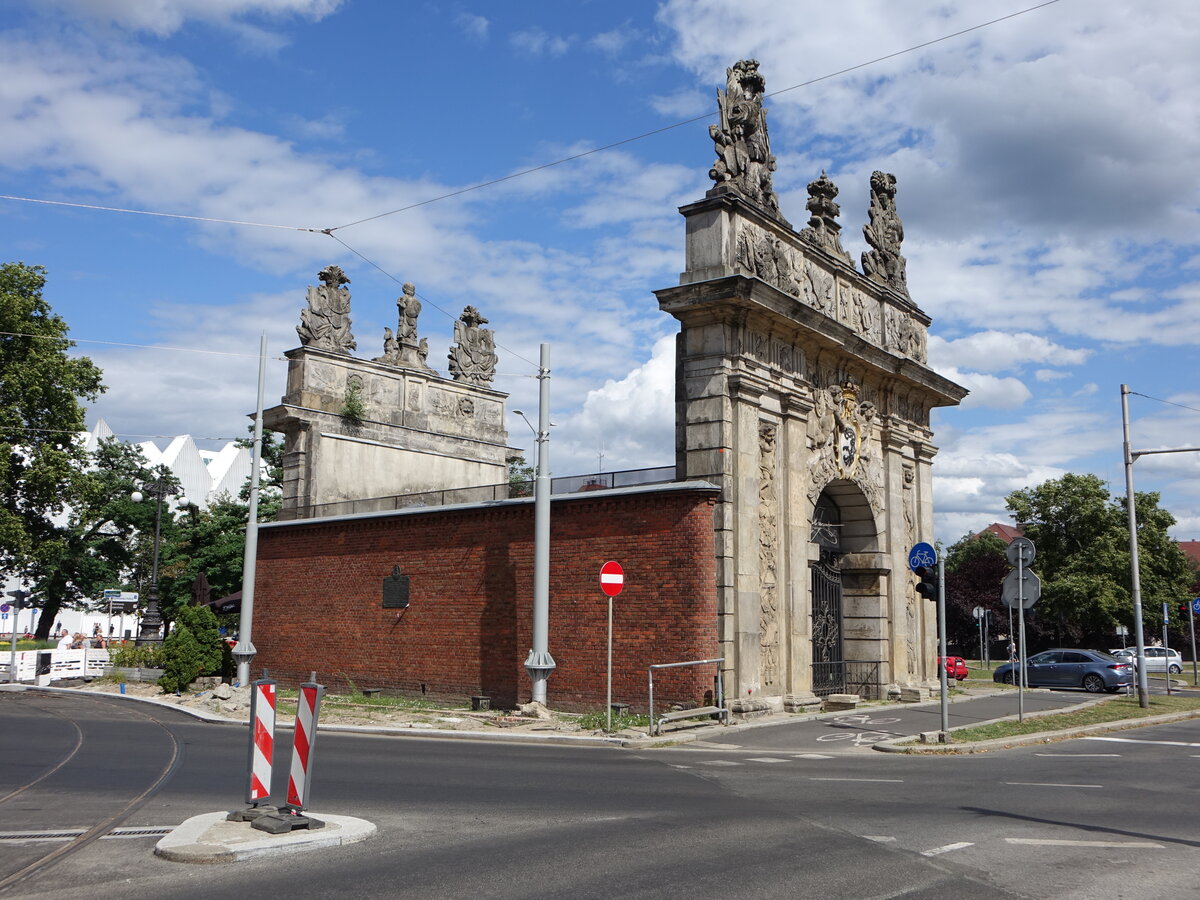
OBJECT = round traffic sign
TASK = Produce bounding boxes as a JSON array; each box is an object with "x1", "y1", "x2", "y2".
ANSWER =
[
  {"x1": 972, "y1": 606, "x2": 984, "y2": 620},
  {"x1": 1006, "y1": 536, "x2": 1036, "y2": 566},
  {"x1": 1192, "y1": 597, "x2": 1200, "y2": 616},
  {"x1": 908, "y1": 542, "x2": 937, "y2": 572},
  {"x1": 599, "y1": 561, "x2": 624, "y2": 597},
  {"x1": 0, "y1": 604, "x2": 8, "y2": 614}
]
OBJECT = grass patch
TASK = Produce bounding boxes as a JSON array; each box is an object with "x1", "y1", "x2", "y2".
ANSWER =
[
  {"x1": 577, "y1": 709, "x2": 651, "y2": 732},
  {"x1": 275, "y1": 689, "x2": 458, "y2": 712},
  {"x1": 950, "y1": 694, "x2": 1200, "y2": 743}
]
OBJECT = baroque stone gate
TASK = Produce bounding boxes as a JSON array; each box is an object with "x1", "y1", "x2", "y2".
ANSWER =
[{"x1": 656, "y1": 60, "x2": 966, "y2": 709}]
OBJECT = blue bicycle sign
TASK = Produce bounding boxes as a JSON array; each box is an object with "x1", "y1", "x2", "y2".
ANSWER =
[{"x1": 908, "y1": 542, "x2": 937, "y2": 573}]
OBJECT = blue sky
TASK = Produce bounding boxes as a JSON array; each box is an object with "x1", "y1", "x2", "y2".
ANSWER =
[{"x1": 1, "y1": 0, "x2": 1197, "y2": 544}]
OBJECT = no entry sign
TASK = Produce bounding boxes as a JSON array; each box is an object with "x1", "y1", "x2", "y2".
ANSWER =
[{"x1": 599, "y1": 560, "x2": 624, "y2": 597}]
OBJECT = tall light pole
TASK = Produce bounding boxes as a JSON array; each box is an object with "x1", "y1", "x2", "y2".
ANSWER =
[
  {"x1": 233, "y1": 333, "x2": 268, "y2": 686},
  {"x1": 1121, "y1": 383, "x2": 1200, "y2": 709},
  {"x1": 514, "y1": 343, "x2": 555, "y2": 704},
  {"x1": 132, "y1": 478, "x2": 188, "y2": 646}
]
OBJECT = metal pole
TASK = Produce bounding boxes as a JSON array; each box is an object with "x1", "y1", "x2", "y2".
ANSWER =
[
  {"x1": 234, "y1": 333, "x2": 268, "y2": 686},
  {"x1": 8, "y1": 590, "x2": 22, "y2": 684},
  {"x1": 137, "y1": 485, "x2": 166, "y2": 646},
  {"x1": 524, "y1": 343, "x2": 555, "y2": 703},
  {"x1": 984, "y1": 609, "x2": 990, "y2": 670},
  {"x1": 604, "y1": 595, "x2": 614, "y2": 734},
  {"x1": 1017, "y1": 546, "x2": 1026, "y2": 723},
  {"x1": 978, "y1": 610, "x2": 984, "y2": 671},
  {"x1": 937, "y1": 558, "x2": 948, "y2": 736},
  {"x1": 1121, "y1": 384, "x2": 1150, "y2": 708},
  {"x1": 1162, "y1": 603, "x2": 1172, "y2": 696},
  {"x1": 1189, "y1": 604, "x2": 1198, "y2": 687}
]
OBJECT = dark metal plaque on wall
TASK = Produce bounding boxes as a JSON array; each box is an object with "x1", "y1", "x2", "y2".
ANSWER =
[{"x1": 382, "y1": 565, "x2": 410, "y2": 608}]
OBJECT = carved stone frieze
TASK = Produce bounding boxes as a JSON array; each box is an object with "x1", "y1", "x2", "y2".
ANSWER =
[
  {"x1": 902, "y1": 473, "x2": 919, "y2": 679},
  {"x1": 297, "y1": 265, "x2": 356, "y2": 354},
  {"x1": 758, "y1": 421, "x2": 780, "y2": 690},
  {"x1": 805, "y1": 380, "x2": 883, "y2": 516},
  {"x1": 733, "y1": 324, "x2": 802, "y2": 374}
]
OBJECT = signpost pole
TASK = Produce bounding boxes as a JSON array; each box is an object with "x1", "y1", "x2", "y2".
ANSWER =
[
  {"x1": 1189, "y1": 601, "x2": 1198, "y2": 687},
  {"x1": 975, "y1": 607, "x2": 984, "y2": 672},
  {"x1": 1162, "y1": 602, "x2": 1172, "y2": 696},
  {"x1": 606, "y1": 594, "x2": 613, "y2": 733},
  {"x1": 1017, "y1": 548, "x2": 1027, "y2": 723},
  {"x1": 937, "y1": 558, "x2": 948, "y2": 736}
]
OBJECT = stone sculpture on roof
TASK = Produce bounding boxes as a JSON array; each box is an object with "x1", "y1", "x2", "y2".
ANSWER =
[
  {"x1": 708, "y1": 59, "x2": 785, "y2": 222},
  {"x1": 374, "y1": 281, "x2": 437, "y2": 373},
  {"x1": 799, "y1": 171, "x2": 851, "y2": 262},
  {"x1": 448, "y1": 305, "x2": 498, "y2": 386},
  {"x1": 861, "y1": 170, "x2": 909, "y2": 298},
  {"x1": 297, "y1": 264, "x2": 356, "y2": 354}
]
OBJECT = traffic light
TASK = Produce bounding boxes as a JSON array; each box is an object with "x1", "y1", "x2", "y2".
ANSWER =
[
  {"x1": 1181, "y1": 603, "x2": 1192, "y2": 616},
  {"x1": 914, "y1": 565, "x2": 938, "y2": 601}
]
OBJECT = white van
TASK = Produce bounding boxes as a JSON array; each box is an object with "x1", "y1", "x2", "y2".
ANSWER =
[{"x1": 1109, "y1": 647, "x2": 1183, "y2": 674}]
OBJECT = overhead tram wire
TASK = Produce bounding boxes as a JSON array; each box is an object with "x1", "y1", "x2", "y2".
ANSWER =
[
  {"x1": 1127, "y1": 391, "x2": 1200, "y2": 416},
  {"x1": 0, "y1": 424, "x2": 243, "y2": 442},
  {"x1": 0, "y1": 331, "x2": 287, "y2": 360},
  {"x1": 326, "y1": 231, "x2": 539, "y2": 371},
  {"x1": 0, "y1": 0, "x2": 1066, "y2": 242},
  {"x1": 325, "y1": 0, "x2": 1067, "y2": 233}
]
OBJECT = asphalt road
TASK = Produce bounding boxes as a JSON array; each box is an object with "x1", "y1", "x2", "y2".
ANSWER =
[{"x1": 1, "y1": 688, "x2": 1197, "y2": 899}]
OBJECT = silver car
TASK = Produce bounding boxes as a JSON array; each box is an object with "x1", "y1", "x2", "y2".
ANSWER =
[{"x1": 1108, "y1": 647, "x2": 1184, "y2": 674}]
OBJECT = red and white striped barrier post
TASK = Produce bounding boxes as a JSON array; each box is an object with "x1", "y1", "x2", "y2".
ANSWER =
[
  {"x1": 284, "y1": 676, "x2": 324, "y2": 814},
  {"x1": 227, "y1": 676, "x2": 277, "y2": 822},
  {"x1": 247, "y1": 678, "x2": 276, "y2": 805}
]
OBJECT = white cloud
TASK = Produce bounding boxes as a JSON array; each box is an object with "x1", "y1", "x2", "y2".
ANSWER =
[
  {"x1": 1035, "y1": 369, "x2": 1070, "y2": 382},
  {"x1": 510, "y1": 27, "x2": 573, "y2": 58},
  {"x1": 934, "y1": 369, "x2": 1030, "y2": 411},
  {"x1": 455, "y1": 12, "x2": 488, "y2": 41},
  {"x1": 42, "y1": 0, "x2": 344, "y2": 35},
  {"x1": 928, "y1": 331, "x2": 1090, "y2": 374}
]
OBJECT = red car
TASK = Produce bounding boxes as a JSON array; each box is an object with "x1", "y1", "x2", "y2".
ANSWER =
[{"x1": 939, "y1": 656, "x2": 969, "y2": 681}]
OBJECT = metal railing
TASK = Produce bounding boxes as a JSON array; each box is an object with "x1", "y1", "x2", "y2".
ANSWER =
[
  {"x1": 811, "y1": 660, "x2": 883, "y2": 699},
  {"x1": 279, "y1": 465, "x2": 678, "y2": 520},
  {"x1": 648, "y1": 657, "x2": 726, "y2": 735}
]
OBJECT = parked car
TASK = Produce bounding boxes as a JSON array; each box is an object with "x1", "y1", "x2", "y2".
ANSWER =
[
  {"x1": 1107, "y1": 647, "x2": 1184, "y2": 674},
  {"x1": 992, "y1": 649, "x2": 1133, "y2": 693},
  {"x1": 939, "y1": 656, "x2": 969, "y2": 680}
]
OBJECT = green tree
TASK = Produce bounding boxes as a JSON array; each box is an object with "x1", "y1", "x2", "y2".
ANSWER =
[
  {"x1": 944, "y1": 530, "x2": 1010, "y2": 651},
  {"x1": 507, "y1": 454, "x2": 535, "y2": 497},
  {"x1": 175, "y1": 604, "x2": 223, "y2": 675},
  {"x1": 1004, "y1": 473, "x2": 1194, "y2": 647},
  {"x1": 0, "y1": 262, "x2": 105, "y2": 575},
  {"x1": 29, "y1": 442, "x2": 172, "y2": 638}
]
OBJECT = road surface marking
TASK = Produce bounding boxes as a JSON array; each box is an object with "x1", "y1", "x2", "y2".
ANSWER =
[
  {"x1": 1085, "y1": 736, "x2": 1200, "y2": 748},
  {"x1": 1003, "y1": 782, "x2": 1103, "y2": 788},
  {"x1": 746, "y1": 757, "x2": 790, "y2": 763},
  {"x1": 921, "y1": 842, "x2": 973, "y2": 857},
  {"x1": 669, "y1": 765, "x2": 692, "y2": 769},
  {"x1": 1005, "y1": 838, "x2": 1164, "y2": 849},
  {"x1": 1034, "y1": 753, "x2": 1121, "y2": 757},
  {"x1": 810, "y1": 777, "x2": 903, "y2": 783},
  {"x1": 791, "y1": 753, "x2": 834, "y2": 759},
  {"x1": 862, "y1": 836, "x2": 896, "y2": 843},
  {"x1": 697, "y1": 760, "x2": 740, "y2": 766}
]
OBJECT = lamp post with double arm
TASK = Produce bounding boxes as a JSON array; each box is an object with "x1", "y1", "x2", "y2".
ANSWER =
[{"x1": 131, "y1": 479, "x2": 189, "y2": 646}]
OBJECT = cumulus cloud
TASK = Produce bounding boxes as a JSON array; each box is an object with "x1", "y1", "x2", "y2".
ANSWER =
[
  {"x1": 510, "y1": 27, "x2": 573, "y2": 57},
  {"x1": 928, "y1": 331, "x2": 1090, "y2": 374},
  {"x1": 41, "y1": 0, "x2": 344, "y2": 35},
  {"x1": 455, "y1": 12, "x2": 488, "y2": 41}
]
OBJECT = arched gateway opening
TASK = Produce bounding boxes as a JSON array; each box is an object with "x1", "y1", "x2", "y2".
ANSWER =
[{"x1": 810, "y1": 484, "x2": 884, "y2": 697}]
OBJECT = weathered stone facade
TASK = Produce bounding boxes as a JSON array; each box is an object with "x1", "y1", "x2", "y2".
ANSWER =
[{"x1": 656, "y1": 60, "x2": 966, "y2": 707}]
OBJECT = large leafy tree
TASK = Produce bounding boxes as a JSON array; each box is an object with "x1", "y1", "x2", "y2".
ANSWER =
[
  {"x1": 1004, "y1": 473, "x2": 1194, "y2": 647},
  {"x1": 0, "y1": 262, "x2": 105, "y2": 577},
  {"x1": 29, "y1": 441, "x2": 171, "y2": 638},
  {"x1": 944, "y1": 530, "x2": 1011, "y2": 651}
]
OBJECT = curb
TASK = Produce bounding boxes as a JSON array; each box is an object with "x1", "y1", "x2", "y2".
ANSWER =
[
  {"x1": 155, "y1": 811, "x2": 376, "y2": 863},
  {"x1": 874, "y1": 706, "x2": 1200, "y2": 754}
]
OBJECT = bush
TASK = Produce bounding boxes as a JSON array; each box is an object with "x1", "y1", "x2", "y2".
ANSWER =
[
  {"x1": 108, "y1": 642, "x2": 163, "y2": 669},
  {"x1": 158, "y1": 624, "x2": 205, "y2": 692},
  {"x1": 175, "y1": 605, "x2": 223, "y2": 675}
]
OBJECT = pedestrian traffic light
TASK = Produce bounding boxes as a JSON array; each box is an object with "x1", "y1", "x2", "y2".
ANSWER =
[
  {"x1": 914, "y1": 565, "x2": 938, "y2": 601},
  {"x1": 1180, "y1": 602, "x2": 1192, "y2": 616}
]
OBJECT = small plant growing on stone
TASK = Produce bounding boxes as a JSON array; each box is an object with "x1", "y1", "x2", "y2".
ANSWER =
[{"x1": 341, "y1": 381, "x2": 366, "y2": 426}]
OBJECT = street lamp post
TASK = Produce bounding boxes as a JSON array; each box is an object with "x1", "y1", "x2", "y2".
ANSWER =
[{"x1": 132, "y1": 480, "x2": 188, "y2": 646}]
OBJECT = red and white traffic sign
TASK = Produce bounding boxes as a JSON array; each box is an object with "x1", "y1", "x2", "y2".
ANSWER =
[{"x1": 599, "y1": 560, "x2": 624, "y2": 597}]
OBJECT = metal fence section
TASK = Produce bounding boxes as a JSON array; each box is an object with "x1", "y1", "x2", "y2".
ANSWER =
[
  {"x1": 279, "y1": 465, "x2": 678, "y2": 520},
  {"x1": 810, "y1": 660, "x2": 883, "y2": 700},
  {"x1": 648, "y1": 657, "x2": 727, "y2": 735}
]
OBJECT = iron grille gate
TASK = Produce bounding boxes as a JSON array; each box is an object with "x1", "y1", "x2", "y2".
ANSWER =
[{"x1": 811, "y1": 558, "x2": 845, "y2": 696}]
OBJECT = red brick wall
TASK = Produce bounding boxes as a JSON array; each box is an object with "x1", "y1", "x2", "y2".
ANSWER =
[{"x1": 252, "y1": 486, "x2": 719, "y2": 712}]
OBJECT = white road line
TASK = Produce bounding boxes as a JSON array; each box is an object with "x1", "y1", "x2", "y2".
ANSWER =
[
  {"x1": 810, "y1": 777, "x2": 903, "y2": 783},
  {"x1": 1006, "y1": 838, "x2": 1164, "y2": 849},
  {"x1": 746, "y1": 757, "x2": 790, "y2": 763},
  {"x1": 669, "y1": 765, "x2": 692, "y2": 769},
  {"x1": 921, "y1": 842, "x2": 974, "y2": 857},
  {"x1": 862, "y1": 835, "x2": 896, "y2": 843},
  {"x1": 791, "y1": 753, "x2": 834, "y2": 759},
  {"x1": 1034, "y1": 753, "x2": 1121, "y2": 757},
  {"x1": 697, "y1": 760, "x2": 741, "y2": 766},
  {"x1": 1086, "y1": 736, "x2": 1200, "y2": 748},
  {"x1": 1003, "y1": 782, "x2": 1103, "y2": 788}
]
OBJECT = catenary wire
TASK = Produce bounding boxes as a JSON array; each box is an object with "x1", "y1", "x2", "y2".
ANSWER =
[
  {"x1": 0, "y1": 1, "x2": 1065, "y2": 238},
  {"x1": 0, "y1": 331, "x2": 287, "y2": 360},
  {"x1": 1128, "y1": 391, "x2": 1200, "y2": 416},
  {"x1": 0, "y1": 424, "x2": 242, "y2": 442}
]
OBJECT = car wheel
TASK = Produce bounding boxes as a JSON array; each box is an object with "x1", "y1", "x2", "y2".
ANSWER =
[
  {"x1": 1001, "y1": 671, "x2": 1014, "y2": 685},
  {"x1": 1082, "y1": 673, "x2": 1105, "y2": 693},
  {"x1": 1168, "y1": 664, "x2": 1182, "y2": 674}
]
